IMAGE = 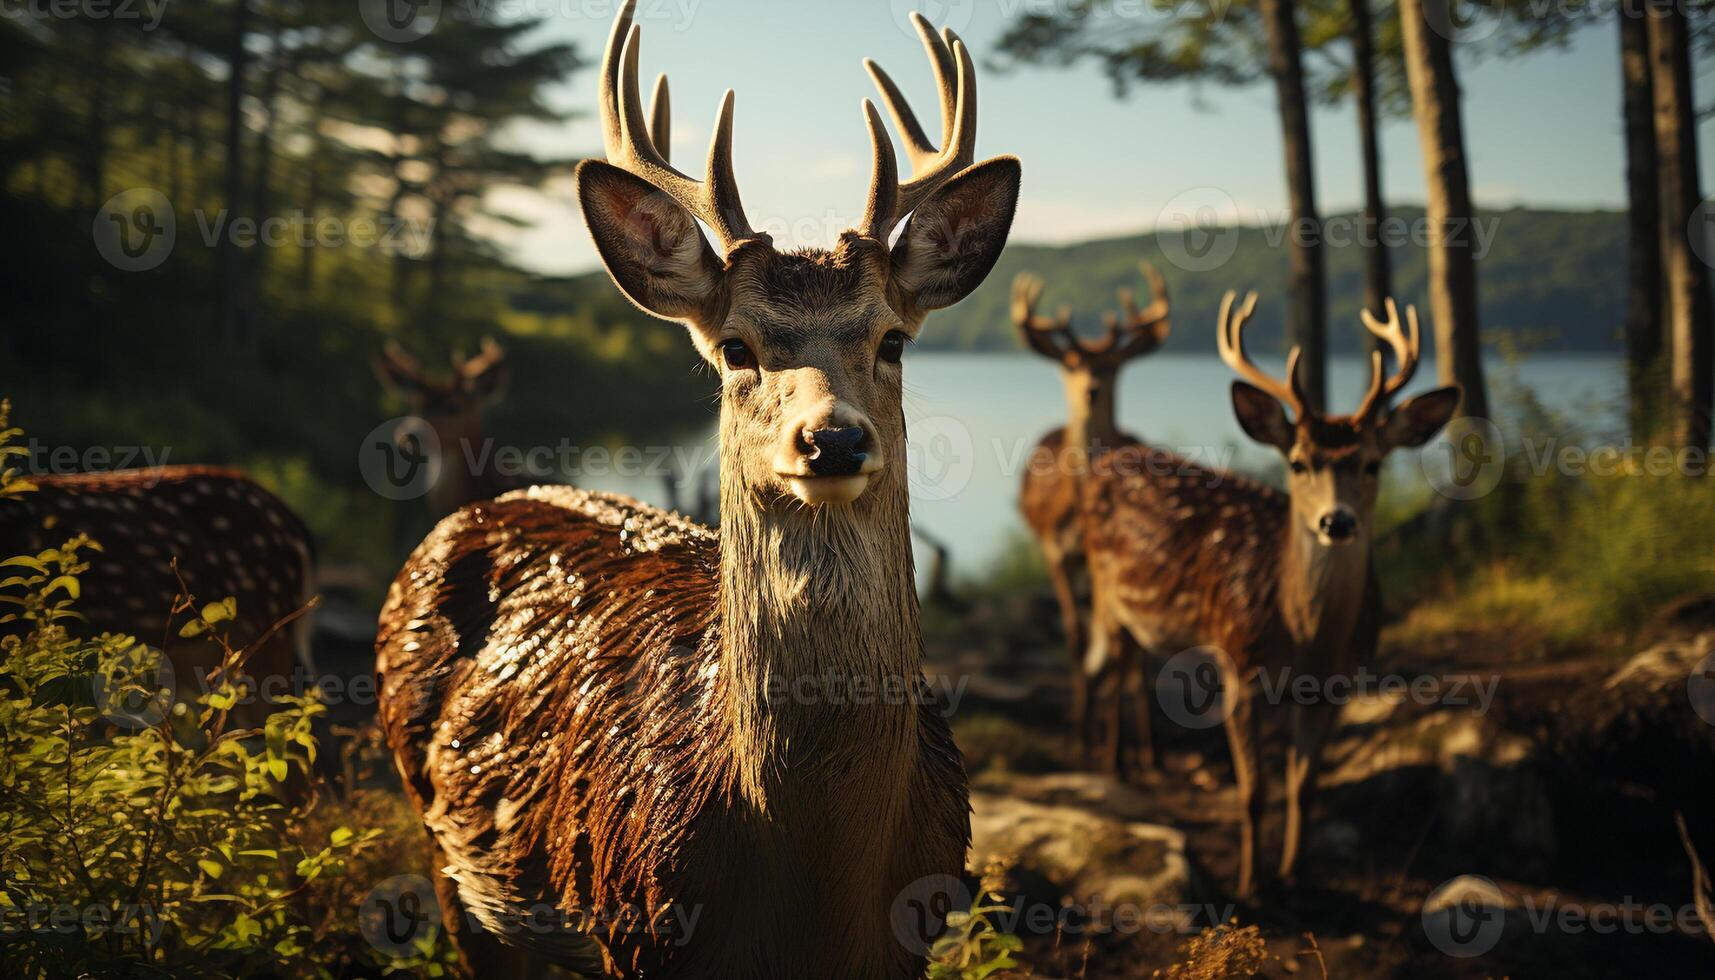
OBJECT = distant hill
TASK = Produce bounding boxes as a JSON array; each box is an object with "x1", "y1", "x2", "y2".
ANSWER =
[{"x1": 531, "y1": 207, "x2": 1630, "y2": 356}]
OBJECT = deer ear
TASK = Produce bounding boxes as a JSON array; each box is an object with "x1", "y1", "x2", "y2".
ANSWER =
[
  {"x1": 576, "y1": 160, "x2": 726, "y2": 325},
  {"x1": 1231, "y1": 381, "x2": 1294, "y2": 451},
  {"x1": 890, "y1": 156, "x2": 1021, "y2": 317},
  {"x1": 1380, "y1": 386, "x2": 1461, "y2": 451}
]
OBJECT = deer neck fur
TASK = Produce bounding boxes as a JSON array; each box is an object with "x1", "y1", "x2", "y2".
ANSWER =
[
  {"x1": 1277, "y1": 520, "x2": 1371, "y2": 663},
  {"x1": 715, "y1": 436, "x2": 923, "y2": 814},
  {"x1": 1062, "y1": 367, "x2": 1122, "y2": 465}
]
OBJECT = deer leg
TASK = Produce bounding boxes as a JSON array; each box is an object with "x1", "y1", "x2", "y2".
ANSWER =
[
  {"x1": 1044, "y1": 543, "x2": 1090, "y2": 745},
  {"x1": 1279, "y1": 691, "x2": 1342, "y2": 885},
  {"x1": 1118, "y1": 630, "x2": 1157, "y2": 776},
  {"x1": 1223, "y1": 682, "x2": 1263, "y2": 899}
]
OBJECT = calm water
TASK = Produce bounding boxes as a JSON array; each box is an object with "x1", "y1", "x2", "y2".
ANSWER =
[{"x1": 583, "y1": 351, "x2": 1627, "y2": 578}]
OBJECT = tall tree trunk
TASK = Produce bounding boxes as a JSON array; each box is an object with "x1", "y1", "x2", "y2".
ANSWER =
[
  {"x1": 1259, "y1": 0, "x2": 1327, "y2": 410},
  {"x1": 1648, "y1": 2, "x2": 1713, "y2": 451},
  {"x1": 1620, "y1": 9, "x2": 1663, "y2": 442},
  {"x1": 84, "y1": 20, "x2": 111, "y2": 212},
  {"x1": 1396, "y1": 0, "x2": 1489, "y2": 420},
  {"x1": 247, "y1": 13, "x2": 284, "y2": 338},
  {"x1": 218, "y1": 0, "x2": 251, "y2": 345},
  {"x1": 1351, "y1": 0, "x2": 1391, "y2": 348}
]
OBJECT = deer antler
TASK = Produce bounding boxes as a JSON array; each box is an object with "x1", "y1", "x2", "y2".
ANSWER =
[
  {"x1": 1217, "y1": 291, "x2": 1306, "y2": 421},
  {"x1": 1353, "y1": 298, "x2": 1421, "y2": 419},
  {"x1": 377, "y1": 341, "x2": 432, "y2": 390},
  {"x1": 456, "y1": 337, "x2": 507, "y2": 382},
  {"x1": 858, "y1": 13, "x2": 978, "y2": 241},
  {"x1": 1097, "y1": 261, "x2": 1172, "y2": 360},
  {"x1": 598, "y1": 0, "x2": 758, "y2": 252},
  {"x1": 1012, "y1": 273, "x2": 1074, "y2": 361}
]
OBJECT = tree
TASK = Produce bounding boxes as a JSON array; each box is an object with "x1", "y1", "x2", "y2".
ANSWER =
[
  {"x1": 995, "y1": 3, "x2": 1329, "y2": 408},
  {"x1": 1647, "y1": 0, "x2": 1713, "y2": 450},
  {"x1": 1395, "y1": 0, "x2": 1489, "y2": 420},
  {"x1": 1348, "y1": 0, "x2": 1393, "y2": 334},
  {"x1": 1619, "y1": 9, "x2": 1663, "y2": 441},
  {"x1": 1260, "y1": 0, "x2": 1329, "y2": 408}
]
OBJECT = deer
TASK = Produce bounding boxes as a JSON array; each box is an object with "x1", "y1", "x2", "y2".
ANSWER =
[
  {"x1": 373, "y1": 4, "x2": 1020, "y2": 976},
  {"x1": 0, "y1": 466, "x2": 317, "y2": 727},
  {"x1": 1080, "y1": 295, "x2": 1460, "y2": 898},
  {"x1": 373, "y1": 336, "x2": 511, "y2": 518},
  {"x1": 1013, "y1": 262, "x2": 1170, "y2": 777}
]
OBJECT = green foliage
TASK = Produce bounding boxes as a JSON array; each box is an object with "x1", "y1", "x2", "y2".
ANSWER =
[
  {"x1": 0, "y1": 417, "x2": 410, "y2": 979},
  {"x1": 926, "y1": 863, "x2": 1025, "y2": 980}
]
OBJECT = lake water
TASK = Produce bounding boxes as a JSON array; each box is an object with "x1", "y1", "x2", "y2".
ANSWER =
[{"x1": 583, "y1": 351, "x2": 1628, "y2": 580}]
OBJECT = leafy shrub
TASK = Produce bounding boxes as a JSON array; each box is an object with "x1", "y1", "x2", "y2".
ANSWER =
[
  {"x1": 0, "y1": 403, "x2": 412, "y2": 978},
  {"x1": 927, "y1": 862, "x2": 1026, "y2": 980},
  {"x1": 1152, "y1": 921, "x2": 1270, "y2": 979}
]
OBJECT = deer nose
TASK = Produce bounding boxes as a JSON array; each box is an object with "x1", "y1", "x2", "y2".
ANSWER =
[
  {"x1": 1318, "y1": 510, "x2": 1358, "y2": 542},
  {"x1": 802, "y1": 427, "x2": 869, "y2": 477}
]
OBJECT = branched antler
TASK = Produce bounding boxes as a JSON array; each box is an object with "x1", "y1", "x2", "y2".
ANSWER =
[
  {"x1": 1217, "y1": 291, "x2": 1306, "y2": 420},
  {"x1": 1354, "y1": 298, "x2": 1421, "y2": 419}
]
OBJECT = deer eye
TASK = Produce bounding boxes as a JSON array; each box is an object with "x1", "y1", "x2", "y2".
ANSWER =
[
  {"x1": 878, "y1": 330, "x2": 910, "y2": 365},
  {"x1": 1364, "y1": 459, "x2": 1382, "y2": 476},
  {"x1": 719, "y1": 339, "x2": 755, "y2": 371},
  {"x1": 1289, "y1": 460, "x2": 1309, "y2": 475}
]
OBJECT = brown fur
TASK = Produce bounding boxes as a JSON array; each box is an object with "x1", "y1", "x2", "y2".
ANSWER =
[{"x1": 0, "y1": 466, "x2": 316, "y2": 723}]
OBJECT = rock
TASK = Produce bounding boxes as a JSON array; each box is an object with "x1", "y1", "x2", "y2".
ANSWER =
[{"x1": 969, "y1": 782, "x2": 1191, "y2": 928}]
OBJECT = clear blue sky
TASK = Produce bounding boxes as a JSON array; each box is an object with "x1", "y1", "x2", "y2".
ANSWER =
[{"x1": 479, "y1": 0, "x2": 1714, "y2": 276}]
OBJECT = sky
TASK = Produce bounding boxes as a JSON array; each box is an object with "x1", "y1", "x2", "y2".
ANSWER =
[{"x1": 468, "y1": 0, "x2": 1715, "y2": 277}]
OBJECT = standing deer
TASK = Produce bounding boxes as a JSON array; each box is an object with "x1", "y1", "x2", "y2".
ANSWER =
[
  {"x1": 0, "y1": 466, "x2": 317, "y2": 724},
  {"x1": 373, "y1": 336, "x2": 511, "y2": 517},
  {"x1": 1013, "y1": 262, "x2": 1169, "y2": 775},
  {"x1": 374, "y1": 4, "x2": 1019, "y2": 976},
  {"x1": 1081, "y1": 296, "x2": 1459, "y2": 897}
]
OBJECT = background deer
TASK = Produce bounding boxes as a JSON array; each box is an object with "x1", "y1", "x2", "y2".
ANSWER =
[
  {"x1": 0, "y1": 466, "x2": 317, "y2": 724},
  {"x1": 373, "y1": 337, "x2": 511, "y2": 518},
  {"x1": 1081, "y1": 296, "x2": 1459, "y2": 897},
  {"x1": 1013, "y1": 262, "x2": 1169, "y2": 774},
  {"x1": 374, "y1": 4, "x2": 1019, "y2": 976}
]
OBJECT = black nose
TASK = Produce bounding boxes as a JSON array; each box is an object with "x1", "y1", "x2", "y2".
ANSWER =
[
  {"x1": 1319, "y1": 511, "x2": 1357, "y2": 540},
  {"x1": 804, "y1": 427, "x2": 869, "y2": 477}
]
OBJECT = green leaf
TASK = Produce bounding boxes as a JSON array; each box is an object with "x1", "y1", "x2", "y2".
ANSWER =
[
  {"x1": 178, "y1": 619, "x2": 207, "y2": 638},
  {"x1": 330, "y1": 826, "x2": 354, "y2": 846},
  {"x1": 201, "y1": 597, "x2": 238, "y2": 624},
  {"x1": 197, "y1": 858, "x2": 224, "y2": 878},
  {"x1": 0, "y1": 556, "x2": 47, "y2": 572},
  {"x1": 42, "y1": 576, "x2": 79, "y2": 600}
]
